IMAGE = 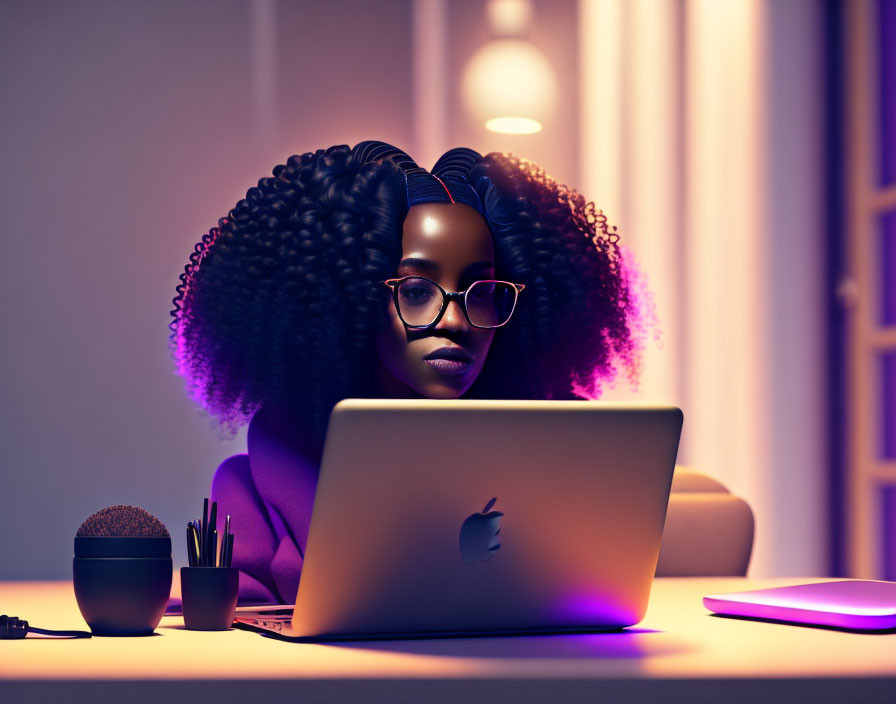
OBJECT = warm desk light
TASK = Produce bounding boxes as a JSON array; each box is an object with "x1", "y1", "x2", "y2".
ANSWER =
[
  {"x1": 460, "y1": 0, "x2": 556, "y2": 135},
  {"x1": 484, "y1": 117, "x2": 543, "y2": 135}
]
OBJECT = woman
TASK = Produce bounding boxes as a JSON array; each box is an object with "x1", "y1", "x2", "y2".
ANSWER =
[{"x1": 170, "y1": 141, "x2": 650, "y2": 603}]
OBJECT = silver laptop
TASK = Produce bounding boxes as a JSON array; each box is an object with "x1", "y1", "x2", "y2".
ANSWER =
[{"x1": 234, "y1": 399, "x2": 683, "y2": 641}]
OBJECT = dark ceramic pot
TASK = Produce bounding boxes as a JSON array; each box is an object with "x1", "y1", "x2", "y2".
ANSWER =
[{"x1": 73, "y1": 536, "x2": 172, "y2": 636}]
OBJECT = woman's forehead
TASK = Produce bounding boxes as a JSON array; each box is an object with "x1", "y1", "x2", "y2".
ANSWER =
[{"x1": 400, "y1": 203, "x2": 494, "y2": 272}]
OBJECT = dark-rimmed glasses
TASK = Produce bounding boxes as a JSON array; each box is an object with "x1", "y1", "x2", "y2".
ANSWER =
[{"x1": 383, "y1": 276, "x2": 525, "y2": 329}]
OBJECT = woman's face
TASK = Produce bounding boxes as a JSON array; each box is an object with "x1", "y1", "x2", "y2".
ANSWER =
[{"x1": 375, "y1": 202, "x2": 496, "y2": 399}]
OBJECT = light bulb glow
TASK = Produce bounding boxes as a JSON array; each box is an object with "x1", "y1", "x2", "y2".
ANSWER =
[
  {"x1": 485, "y1": 117, "x2": 543, "y2": 134},
  {"x1": 461, "y1": 38, "x2": 556, "y2": 133}
]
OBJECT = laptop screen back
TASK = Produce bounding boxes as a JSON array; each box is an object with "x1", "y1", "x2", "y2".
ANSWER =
[{"x1": 290, "y1": 399, "x2": 683, "y2": 639}]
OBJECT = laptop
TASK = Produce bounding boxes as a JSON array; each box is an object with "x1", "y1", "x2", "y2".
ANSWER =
[{"x1": 234, "y1": 399, "x2": 683, "y2": 641}]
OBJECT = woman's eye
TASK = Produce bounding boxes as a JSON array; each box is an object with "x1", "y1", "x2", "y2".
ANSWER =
[{"x1": 401, "y1": 286, "x2": 434, "y2": 305}]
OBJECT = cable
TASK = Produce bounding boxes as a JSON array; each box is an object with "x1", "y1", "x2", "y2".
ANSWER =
[{"x1": 0, "y1": 615, "x2": 91, "y2": 639}]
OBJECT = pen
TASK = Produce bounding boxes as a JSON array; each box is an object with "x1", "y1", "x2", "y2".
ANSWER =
[
  {"x1": 208, "y1": 501, "x2": 218, "y2": 567},
  {"x1": 186, "y1": 524, "x2": 196, "y2": 566},
  {"x1": 222, "y1": 515, "x2": 231, "y2": 569},
  {"x1": 201, "y1": 499, "x2": 209, "y2": 566}
]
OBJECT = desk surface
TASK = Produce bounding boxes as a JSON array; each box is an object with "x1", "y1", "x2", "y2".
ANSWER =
[{"x1": 2, "y1": 577, "x2": 894, "y2": 703}]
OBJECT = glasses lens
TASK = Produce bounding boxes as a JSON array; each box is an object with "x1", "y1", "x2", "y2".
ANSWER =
[
  {"x1": 466, "y1": 281, "x2": 518, "y2": 327},
  {"x1": 396, "y1": 277, "x2": 443, "y2": 327}
]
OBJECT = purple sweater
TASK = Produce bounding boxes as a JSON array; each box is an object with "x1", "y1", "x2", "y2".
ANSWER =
[{"x1": 210, "y1": 407, "x2": 320, "y2": 604}]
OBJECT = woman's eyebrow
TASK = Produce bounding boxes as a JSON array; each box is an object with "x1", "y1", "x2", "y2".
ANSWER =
[
  {"x1": 397, "y1": 258, "x2": 495, "y2": 276},
  {"x1": 397, "y1": 257, "x2": 438, "y2": 273},
  {"x1": 463, "y1": 261, "x2": 495, "y2": 275}
]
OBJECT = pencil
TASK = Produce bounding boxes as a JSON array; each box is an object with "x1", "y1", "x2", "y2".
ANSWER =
[
  {"x1": 190, "y1": 521, "x2": 201, "y2": 567},
  {"x1": 211, "y1": 529, "x2": 218, "y2": 568},
  {"x1": 192, "y1": 519, "x2": 199, "y2": 566},
  {"x1": 226, "y1": 533, "x2": 234, "y2": 568}
]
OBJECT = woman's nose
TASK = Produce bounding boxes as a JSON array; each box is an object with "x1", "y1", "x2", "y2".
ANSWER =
[{"x1": 435, "y1": 297, "x2": 469, "y2": 332}]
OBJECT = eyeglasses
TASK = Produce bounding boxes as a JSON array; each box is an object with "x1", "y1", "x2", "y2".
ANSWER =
[{"x1": 383, "y1": 276, "x2": 525, "y2": 329}]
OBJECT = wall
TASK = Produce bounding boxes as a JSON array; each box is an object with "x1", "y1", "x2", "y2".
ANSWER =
[
  {"x1": 579, "y1": 0, "x2": 826, "y2": 576},
  {"x1": 0, "y1": 0, "x2": 828, "y2": 581},
  {"x1": 0, "y1": 0, "x2": 413, "y2": 579}
]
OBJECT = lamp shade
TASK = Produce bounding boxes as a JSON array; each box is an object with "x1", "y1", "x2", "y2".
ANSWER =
[{"x1": 460, "y1": 38, "x2": 557, "y2": 134}]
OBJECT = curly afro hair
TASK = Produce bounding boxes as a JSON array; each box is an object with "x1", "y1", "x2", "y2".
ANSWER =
[
  {"x1": 170, "y1": 142, "x2": 652, "y2": 453},
  {"x1": 464, "y1": 151, "x2": 653, "y2": 402}
]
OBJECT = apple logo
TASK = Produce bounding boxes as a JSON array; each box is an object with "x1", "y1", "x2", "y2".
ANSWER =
[{"x1": 459, "y1": 497, "x2": 503, "y2": 565}]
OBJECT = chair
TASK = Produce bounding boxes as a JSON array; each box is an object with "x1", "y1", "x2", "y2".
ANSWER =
[{"x1": 655, "y1": 466, "x2": 755, "y2": 576}]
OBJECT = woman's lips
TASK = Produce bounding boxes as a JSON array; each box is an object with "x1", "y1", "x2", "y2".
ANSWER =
[
  {"x1": 424, "y1": 347, "x2": 474, "y2": 376},
  {"x1": 424, "y1": 358, "x2": 472, "y2": 375}
]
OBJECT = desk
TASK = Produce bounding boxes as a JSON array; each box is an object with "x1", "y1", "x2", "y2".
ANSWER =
[{"x1": 1, "y1": 578, "x2": 894, "y2": 702}]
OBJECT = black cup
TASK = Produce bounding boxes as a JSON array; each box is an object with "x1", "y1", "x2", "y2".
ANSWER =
[
  {"x1": 73, "y1": 536, "x2": 172, "y2": 636},
  {"x1": 181, "y1": 567, "x2": 239, "y2": 630}
]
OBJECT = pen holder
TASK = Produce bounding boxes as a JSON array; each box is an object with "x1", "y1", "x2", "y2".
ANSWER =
[{"x1": 181, "y1": 567, "x2": 239, "y2": 631}]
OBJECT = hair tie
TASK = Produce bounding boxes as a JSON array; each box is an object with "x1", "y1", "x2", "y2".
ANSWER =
[{"x1": 431, "y1": 175, "x2": 455, "y2": 204}]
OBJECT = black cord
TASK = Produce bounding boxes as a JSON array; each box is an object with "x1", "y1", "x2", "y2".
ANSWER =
[{"x1": 0, "y1": 615, "x2": 91, "y2": 639}]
